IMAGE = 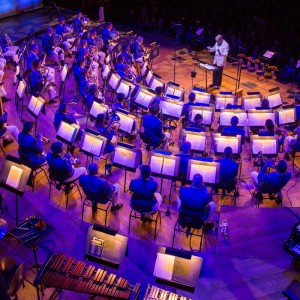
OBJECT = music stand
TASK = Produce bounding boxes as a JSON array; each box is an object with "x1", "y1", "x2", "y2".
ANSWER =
[
  {"x1": 115, "y1": 108, "x2": 137, "y2": 137},
  {"x1": 265, "y1": 90, "x2": 283, "y2": 109},
  {"x1": 111, "y1": 142, "x2": 141, "y2": 192},
  {"x1": 213, "y1": 133, "x2": 241, "y2": 156},
  {"x1": 219, "y1": 109, "x2": 248, "y2": 127},
  {"x1": 154, "y1": 246, "x2": 203, "y2": 293},
  {"x1": 56, "y1": 121, "x2": 80, "y2": 153},
  {"x1": 86, "y1": 101, "x2": 108, "y2": 128},
  {"x1": 84, "y1": 223, "x2": 128, "y2": 269},
  {"x1": 189, "y1": 105, "x2": 214, "y2": 128},
  {"x1": 148, "y1": 44, "x2": 160, "y2": 69},
  {"x1": 133, "y1": 86, "x2": 155, "y2": 110},
  {"x1": 165, "y1": 81, "x2": 184, "y2": 101},
  {"x1": 247, "y1": 109, "x2": 275, "y2": 128},
  {"x1": 198, "y1": 61, "x2": 218, "y2": 92},
  {"x1": 215, "y1": 94, "x2": 237, "y2": 111},
  {"x1": 144, "y1": 68, "x2": 154, "y2": 87},
  {"x1": 287, "y1": 60, "x2": 300, "y2": 98},
  {"x1": 149, "y1": 75, "x2": 165, "y2": 92},
  {"x1": 115, "y1": 77, "x2": 134, "y2": 105},
  {"x1": 276, "y1": 106, "x2": 296, "y2": 126},
  {"x1": 159, "y1": 99, "x2": 183, "y2": 121},
  {"x1": 191, "y1": 88, "x2": 211, "y2": 105},
  {"x1": 241, "y1": 94, "x2": 262, "y2": 111},
  {"x1": 183, "y1": 129, "x2": 207, "y2": 155},
  {"x1": 251, "y1": 135, "x2": 278, "y2": 158},
  {"x1": 0, "y1": 156, "x2": 31, "y2": 225}
]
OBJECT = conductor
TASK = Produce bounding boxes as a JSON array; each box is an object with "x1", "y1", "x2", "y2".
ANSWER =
[{"x1": 207, "y1": 34, "x2": 229, "y2": 89}]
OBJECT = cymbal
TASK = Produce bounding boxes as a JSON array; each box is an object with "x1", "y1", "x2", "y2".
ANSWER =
[
  {"x1": 0, "y1": 218, "x2": 8, "y2": 239},
  {"x1": 0, "y1": 257, "x2": 16, "y2": 272}
]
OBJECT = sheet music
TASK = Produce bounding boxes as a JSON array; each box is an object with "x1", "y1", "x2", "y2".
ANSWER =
[
  {"x1": 116, "y1": 81, "x2": 131, "y2": 97},
  {"x1": 185, "y1": 133, "x2": 206, "y2": 151},
  {"x1": 199, "y1": 63, "x2": 216, "y2": 70},
  {"x1": 165, "y1": 87, "x2": 174, "y2": 96},
  {"x1": 243, "y1": 96, "x2": 261, "y2": 111},
  {"x1": 159, "y1": 101, "x2": 183, "y2": 118},
  {"x1": 116, "y1": 113, "x2": 134, "y2": 133},
  {"x1": 109, "y1": 73, "x2": 119, "y2": 90},
  {"x1": 28, "y1": 96, "x2": 45, "y2": 116},
  {"x1": 145, "y1": 71, "x2": 153, "y2": 86},
  {"x1": 215, "y1": 96, "x2": 235, "y2": 110},
  {"x1": 190, "y1": 163, "x2": 216, "y2": 184},
  {"x1": 174, "y1": 89, "x2": 182, "y2": 98},
  {"x1": 102, "y1": 65, "x2": 110, "y2": 78},
  {"x1": 278, "y1": 108, "x2": 295, "y2": 125},
  {"x1": 57, "y1": 122, "x2": 79, "y2": 143},
  {"x1": 162, "y1": 157, "x2": 176, "y2": 177},
  {"x1": 90, "y1": 102, "x2": 107, "y2": 118},
  {"x1": 215, "y1": 137, "x2": 239, "y2": 154},
  {"x1": 267, "y1": 93, "x2": 282, "y2": 108},
  {"x1": 61, "y1": 65, "x2": 68, "y2": 82},
  {"x1": 135, "y1": 92, "x2": 153, "y2": 108},
  {"x1": 191, "y1": 108, "x2": 212, "y2": 125},
  {"x1": 248, "y1": 112, "x2": 275, "y2": 126},
  {"x1": 150, "y1": 78, "x2": 163, "y2": 91},
  {"x1": 6, "y1": 165, "x2": 23, "y2": 189},
  {"x1": 252, "y1": 139, "x2": 277, "y2": 154},
  {"x1": 220, "y1": 111, "x2": 247, "y2": 126},
  {"x1": 82, "y1": 134, "x2": 104, "y2": 156},
  {"x1": 263, "y1": 50, "x2": 275, "y2": 59},
  {"x1": 113, "y1": 147, "x2": 136, "y2": 169},
  {"x1": 17, "y1": 80, "x2": 25, "y2": 98},
  {"x1": 150, "y1": 156, "x2": 163, "y2": 174},
  {"x1": 194, "y1": 93, "x2": 210, "y2": 104},
  {"x1": 154, "y1": 253, "x2": 175, "y2": 281}
]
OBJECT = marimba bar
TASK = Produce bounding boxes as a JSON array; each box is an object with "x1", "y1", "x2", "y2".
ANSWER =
[
  {"x1": 34, "y1": 253, "x2": 140, "y2": 299},
  {"x1": 144, "y1": 284, "x2": 192, "y2": 300}
]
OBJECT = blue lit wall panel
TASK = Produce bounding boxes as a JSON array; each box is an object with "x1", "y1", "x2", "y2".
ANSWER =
[{"x1": 0, "y1": 0, "x2": 43, "y2": 18}]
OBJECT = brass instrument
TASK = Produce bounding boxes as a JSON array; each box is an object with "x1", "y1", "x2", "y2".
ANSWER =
[
  {"x1": 63, "y1": 24, "x2": 73, "y2": 34},
  {"x1": 82, "y1": 17, "x2": 91, "y2": 28},
  {"x1": 52, "y1": 33, "x2": 63, "y2": 47},
  {"x1": 257, "y1": 151, "x2": 276, "y2": 168}
]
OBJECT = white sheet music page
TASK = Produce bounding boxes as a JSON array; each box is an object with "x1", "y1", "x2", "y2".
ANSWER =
[
  {"x1": 262, "y1": 139, "x2": 277, "y2": 154},
  {"x1": 243, "y1": 96, "x2": 261, "y2": 111},
  {"x1": 113, "y1": 147, "x2": 136, "y2": 169},
  {"x1": 165, "y1": 86, "x2": 174, "y2": 96},
  {"x1": 145, "y1": 71, "x2": 153, "y2": 85},
  {"x1": 267, "y1": 93, "x2": 282, "y2": 108},
  {"x1": 109, "y1": 74, "x2": 119, "y2": 90},
  {"x1": 117, "y1": 82, "x2": 130, "y2": 97},
  {"x1": 173, "y1": 89, "x2": 182, "y2": 98},
  {"x1": 6, "y1": 165, "x2": 23, "y2": 189},
  {"x1": 278, "y1": 109, "x2": 295, "y2": 125},
  {"x1": 190, "y1": 163, "x2": 216, "y2": 184},
  {"x1": 252, "y1": 139, "x2": 263, "y2": 154},
  {"x1": 117, "y1": 113, "x2": 134, "y2": 133},
  {"x1": 17, "y1": 80, "x2": 25, "y2": 98},
  {"x1": 150, "y1": 156, "x2": 163, "y2": 174},
  {"x1": 154, "y1": 253, "x2": 175, "y2": 281},
  {"x1": 28, "y1": 96, "x2": 44, "y2": 116},
  {"x1": 150, "y1": 78, "x2": 163, "y2": 91},
  {"x1": 90, "y1": 102, "x2": 107, "y2": 118},
  {"x1": 57, "y1": 122, "x2": 77, "y2": 142},
  {"x1": 185, "y1": 133, "x2": 206, "y2": 151},
  {"x1": 102, "y1": 65, "x2": 110, "y2": 78},
  {"x1": 191, "y1": 108, "x2": 212, "y2": 125},
  {"x1": 82, "y1": 134, "x2": 103, "y2": 156},
  {"x1": 61, "y1": 65, "x2": 68, "y2": 82},
  {"x1": 216, "y1": 97, "x2": 234, "y2": 110},
  {"x1": 248, "y1": 112, "x2": 274, "y2": 126},
  {"x1": 159, "y1": 101, "x2": 182, "y2": 118},
  {"x1": 162, "y1": 157, "x2": 176, "y2": 177},
  {"x1": 263, "y1": 50, "x2": 275, "y2": 59},
  {"x1": 216, "y1": 137, "x2": 239, "y2": 154},
  {"x1": 194, "y1": 94, "x2": 210, "y2": 104}
]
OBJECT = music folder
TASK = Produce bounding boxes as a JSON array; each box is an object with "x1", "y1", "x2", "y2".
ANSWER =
[
  {"x1": 247, "y1": 109, "x2": 275, "y2": 127},
  {"x1": 191, "y1": 89, "x2": 211, "y2": 105},
  {"x1": 81, "y1": 131, "x2": 107, "y2": 157},
  {"x1": 159, "y1": 99, "x2": 183, "y2": 120},
  {"x1": 56, "y1": 121, "x2": 80, "y2": 144},
  {"x1": 219, "y1": 109, "x2": 248, "y2": 127},
  {"x1": 89, "y1": 102, "x2": 108, "y2": 119},
  {"x1": 214, "y1": 133, "x2": 241, "y2": 154},
  {"x1": 115, "y1": 78, "x2": 134, "y2": 99},
  {"x1": 266, "y1": 91, "x2": 282, "y2": 109},
  {"x1": 215, "y1": 94, "x2": 237, "y2": 111},
  {"x1": 187, "y1": 159, "x2": 220, "y2": 185},
  {"x1": 277, "y1": 107, "x2": 296, "y2": 125},
  {"x1": 112, "y1": 142, "x2": 141, "y2": 172},
  {"x1": 183, "y1": 129, "x2": 206, "y2": 152},
  {"x1": 149, "y1": 150, "x2": 179, "y2": 179},
  {"x1": 189, "y1": 105, "x2": 214, "y2": 125},
  {"x1": 251, "y1": 135, "x2": 278, "y2": 155},
  {"x1": 116, "y1": 109, "x2": 136, "y2": 134},
  {"x1": 241, "y1": 94, "x2": 262, "y2": 111},
  {"x1": 133, "y1": 86, "x2": 155, "y2": 109},
  {"x1": 27, "y1": 95, "x2": 45, "y2": 117}
]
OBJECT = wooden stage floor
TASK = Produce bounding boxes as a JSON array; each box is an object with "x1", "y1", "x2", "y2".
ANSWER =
[{"x1": 0, "y1": 20, "x2": 300, "y2": 300}]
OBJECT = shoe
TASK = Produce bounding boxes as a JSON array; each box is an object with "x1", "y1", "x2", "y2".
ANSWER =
[
  {"x1": 209, "y1": 83, "x2": 215, "y2": 88},
  {"x1": 49, "y1": 99, "x2": 57, "y2": 104},
  {"x1": 105, "y1": 164, "x2": 112, "y2": 175},
  {"x1": 92, "y1": 202, "x2": 97, "y2": 213},
  {"x1": 67, "y1": 53, "x2": 72, "y2": 58},
  {"x1": 111, "y1": 203, "x2": 123, "y2": 213},
  {"x1": 284, "y1": 152, "x2": 290, "y2": 161},
  {"x1": 3, "y1": 138, "x2": 14, "y2": 147},
  {"x1": 213, "y1": 85, "x2": 220, "y2": 89},
  {"x1": 203, "y1": 222, "x2": 214, "y2": 233}
]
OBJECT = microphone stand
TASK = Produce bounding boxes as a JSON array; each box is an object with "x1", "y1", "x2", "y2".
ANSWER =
[
  {"x1": 172, "y1": 25, "x2": 183, "y2": 83},
  {"x1": 287, "y1": 65, "x2": 298, "y2": 98}
]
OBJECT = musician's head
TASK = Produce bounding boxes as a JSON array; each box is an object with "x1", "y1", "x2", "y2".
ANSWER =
[
  {"x1": 58, "y1": 16, "x2": 65, "y2": 24},
  {"x1": 261, "y1": 99, "x2": 269, "y2": 108},
  {"x1": 106, "y1": 22, "x2": 113, "y2": 30},
  {"x1": 96, "y1": 113, "x2": 105, "y2": 127},
  {"x1": 30, "y1": 43, "x2": 39, "y2": 54},
  {"x1": 215, "y1": 34, "x2": 223, "y2": 44},
  {"x1": 188, "y1": 92, "x2": 196, "y2": 103},
  {"x1": 155, "y1": 86, "x2": 163, "y2": 96},
  {"x1": 76, "y1": 11, "x2": 82, "y2": 18},
  {"x1": 32, "y1": 59, "x2": 41, "y2": 70},
  {"x1": 231, "y1": 116, "x2": 239, "y2": 127},
  {"x1": 80, "y1": 39, "x2": 88, "y2": 48},
  {"x1": 82, "y1": 68, "x2": 89, "y2": 78},
  {"x1": 90, "y1": 29, "x2": 97, "y2": 38},
  {"x1": 150, "y1": 103, "x2": 160, "y2": 116},
  {"x1": 117, "y1": 54, "x2": 125, "y2": 63},
  {"x1": 192, "y1": 173, "x2": 204, "y2": 188},
  {"x1": 22, "y1": 122, "x2": 34, "y2": 134},
  {"x1": 224, "y1": 146, "x2": 233, "y2": 159},
  {"x1": 59, "y1": 103, "x2": 68, "y2": 114},
  {"x1": 117, "y1": 93, "x2": 125, "y2": 102},
  {"x1": 277, "y1": 160, "x2": 287, "y2": 174},
  {"x1": 77, "y1": 57, "x2": 86, "y2": 67},
  {"x1": 140, "y1": 165, "x2": 151, "y2": 180},
  {"x1": 194, "y1": 113, "x2": 203, "y2": 126},
  {"x1": 123, "y1": 44, "x2": 130, "y2": 52},
  {"x1": 137, "y1": 36, "x2": 143, "y2": 44},
  {"x1": 265, "y1": 119, "x2": 275, "y2": 132},
  {"x1": 88, "y1": 163, "x2": 99, "y2": 176},
  {"x1": 181, "y1": 141, "x2": 191, "y2": 154},
  {"x1": 47, "y1": 27, "x2": 54, "y2": 36},
  {"x1": 50, "y1": 142, "x2": 64, "y2": 155},
  {"x1": 88, "y1": 84, "x2": 98, "y2": 95},
  {"x1": 136, "y1": 75, "x2": 143, "y2": 84}
]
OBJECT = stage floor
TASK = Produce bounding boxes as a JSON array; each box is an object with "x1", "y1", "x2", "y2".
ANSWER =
[{"x1": 0, "y1": 8, "x2": 300, "y2": 300}]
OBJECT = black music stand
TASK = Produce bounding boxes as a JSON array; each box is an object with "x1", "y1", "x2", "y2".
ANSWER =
[
  {"x1": 84, "y1": 223, "x2": 128, "y2": 269},
  {"x1": 198, "y1": 62, "x2": 217, "y2": 92},
  {"x1": 154, "y1": 246, "x2": 203, "y2": 293},
  {"x1": 111, "y1": 142, "x2": 142, "y2": 192},
  {"x1": 0, "y1": 156, "x2": 31, "y2": 226},
  {"x1": 287, "y1": 60, "x2": 300, "y2": 98}
]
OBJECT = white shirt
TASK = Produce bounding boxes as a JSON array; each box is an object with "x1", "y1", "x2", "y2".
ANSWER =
[{"x1": 209, "y1": 39, "x2": 229, "y2": 67}]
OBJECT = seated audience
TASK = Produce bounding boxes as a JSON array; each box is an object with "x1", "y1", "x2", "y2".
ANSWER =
[
  {"x1": 129, "y1": 165, "x2": 162, "y2": 216},
  {"x1": 177, "y1": 173, "x2": 216, "y2": 232},
  {"x1": 18, "y1": 122, "x2": 46, "y2": 168},
  {"x1": 47, "y1": 141, "x2": 87, "y2": 183},
  {"x1": 79, "y1": 163, "x2": 123, "y2": 213}
]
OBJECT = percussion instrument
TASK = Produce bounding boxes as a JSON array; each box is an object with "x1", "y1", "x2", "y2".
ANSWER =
[
  {"x1": 143, "y1": 284, "x2": 192, "y2": 300},
  {"x1": 34, "y1": 253, "x2": 140, "y2": 299}
]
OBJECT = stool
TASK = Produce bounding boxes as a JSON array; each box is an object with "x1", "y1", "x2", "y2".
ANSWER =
[{"x1": 282, "y1": 280, "x2": 300, "y2": 299}]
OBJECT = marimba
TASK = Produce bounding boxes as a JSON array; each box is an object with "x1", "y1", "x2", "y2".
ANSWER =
[
  {"x1": 34, "y1": 253, "x2": 140, "y2": 299},
  {"x1": 143, "y1": 284, "x2": 192, "y2": 300}
]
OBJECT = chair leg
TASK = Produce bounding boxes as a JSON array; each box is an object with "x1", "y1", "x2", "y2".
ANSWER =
[
  {"x1": 48, "y1": 181, "x2": 52, "y2": 199},
  {"x1": 172, "y1": 221, "x2": 178, "y2": 248},
  {"x1": 128, "y1": 210, "x2": 133, "y2": 235},
  {"x1": 81, "y1": 199, "x2": 85, "y2": 220}
]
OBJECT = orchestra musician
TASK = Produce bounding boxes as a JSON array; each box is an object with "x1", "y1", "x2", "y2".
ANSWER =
[
  {"x1": 133, "y1": 36, "x2": 149, "y2": 63},
  {"x1": 73, "y1": 11, "x2": 83, "y2": 34},
  {"x1": 0, "y1": 32, "x2": 19, "y2": 65},
  {"x1": 207, "y1": 34, "x2": 229, "y2": 89},
  {"x1": 87, "y1": 29, "x2": 105, "y2": 65},
  {"x1": 101, "y1": 22, "x2": 119, "y2": 49},
  {"x1": 86, "y1": 84, "x2": 103, "y2": 108},
  {"x1": 42, "y1": 27, "x2": 65, "y2": 67},
  {"x1": 0, "y1": 47, "x2": 6, "y2": 71},
  {"x1": 0, "y1": 105, "x2": 19, "y2": 146},
  {"x1": 55, "y1": 16, "x2": 73, "y2": 58}
]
